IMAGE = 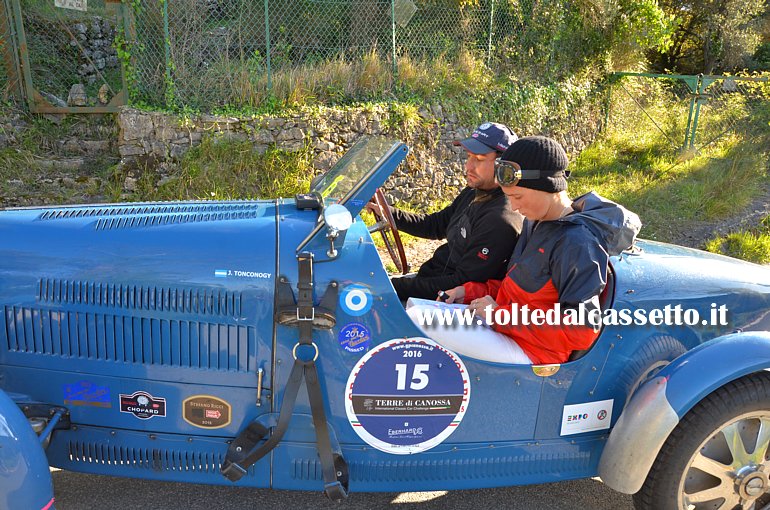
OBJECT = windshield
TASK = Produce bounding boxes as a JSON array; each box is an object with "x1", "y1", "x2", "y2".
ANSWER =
[{"x1": 310, "y1": 137, "x2": 398, "y2": 203}]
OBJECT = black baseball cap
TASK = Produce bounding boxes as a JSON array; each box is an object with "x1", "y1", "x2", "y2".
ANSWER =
[{"x1": 455, "y1": 122, "x2": 518, "y2": 155}]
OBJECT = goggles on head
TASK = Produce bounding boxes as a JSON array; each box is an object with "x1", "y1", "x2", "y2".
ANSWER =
[{"x1": 494, "y1": 159, "x2": 522, "y2": 186}]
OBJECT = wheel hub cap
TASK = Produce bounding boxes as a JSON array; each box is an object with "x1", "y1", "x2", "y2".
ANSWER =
[{"x1": 737, "y1": 469, "x2": 769, "y2": 500}]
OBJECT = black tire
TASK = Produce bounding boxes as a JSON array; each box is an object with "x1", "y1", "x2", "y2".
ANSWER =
[{"x1": 634, "y1": 371, "x2": 770, "y2": 510}]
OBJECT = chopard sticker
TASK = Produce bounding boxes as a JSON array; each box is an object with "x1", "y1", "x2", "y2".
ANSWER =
[
  {"x1": 345, "y1": 337, "x2": 470, "y2": 455},
  {"x1": 183, "y1": 395, "x2": 232, "y2": 429},
  {"x1": 339, "y1": 322, "x2": 371, "y2": 353},
  {"x1": 63, "y1": 380, "x2": 111, "y2": 408},
  {"x1": 120, "y1": 391, "x2": 167, "y2": 420},
  {"x1": 339, "y1": 284, "x2": 373, "y2": 316},
  {"x1": 560, "y1": 399, "x2": 613, "y2": 436},
  {"x1": 214, "y1": 269, "x2": 272, "y2": 279}
]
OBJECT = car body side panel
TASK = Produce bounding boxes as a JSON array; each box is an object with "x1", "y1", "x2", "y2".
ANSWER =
[
  {"x1": 270, "y1": 204, "x2": 551, "y2": 490},
  {"x1": 0, "y1": 202, "x2": 278, "y2": 486}
]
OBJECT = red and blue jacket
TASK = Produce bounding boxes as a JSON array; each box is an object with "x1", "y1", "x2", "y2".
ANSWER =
[{"x1": 463, "y1": 192, "x2": 641, "y2": 364}]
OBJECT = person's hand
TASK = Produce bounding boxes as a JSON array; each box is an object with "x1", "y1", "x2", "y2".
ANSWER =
[
  {"x1": 468, "y1": 295, "x2": 497, "y2": 319},
  {"x1": 365, "y1": 199, "x2": 392, "y2": 215},
  {"x1": 442, "y1": 286, "x2": 465, "y2": 304},
  {"x1": 364, "y1": 200, "x2": 378, "y2": 214}
]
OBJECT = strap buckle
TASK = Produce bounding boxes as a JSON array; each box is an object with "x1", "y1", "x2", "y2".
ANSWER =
[{"x1": 296, "y1": 307, "x2": 315, "y2": 321}]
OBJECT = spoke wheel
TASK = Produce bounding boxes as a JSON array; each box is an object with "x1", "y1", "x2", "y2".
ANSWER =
[
  {"x1": 680, "y1": 412, "x2": 770, "y2": 510},
  {"x1": 368, "y1": 188, "x2": 409, "y2": 275},
  {"x1": 634, "y1": 373, "x2": 770, "y2": 510}
]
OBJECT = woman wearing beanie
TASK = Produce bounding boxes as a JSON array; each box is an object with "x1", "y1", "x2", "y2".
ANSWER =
[{"x1": 406, "y1": 136, "x2": 642, "y2": 364}]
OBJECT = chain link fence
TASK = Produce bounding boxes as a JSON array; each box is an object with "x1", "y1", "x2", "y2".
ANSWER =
[
  {"x1": 124, "y1": 0, "x2": 531, "y2": 111},
  {"x1": 0, "y1": 0, "x2": 125, "y2": 112},
  {"x1": 607, "y1": 73, "x2": 770, "y2": 152}
]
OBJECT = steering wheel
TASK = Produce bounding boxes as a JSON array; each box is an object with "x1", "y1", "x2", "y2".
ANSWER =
[{"x1": 368, "y1": 188, "x2": 409, "y2": 275}]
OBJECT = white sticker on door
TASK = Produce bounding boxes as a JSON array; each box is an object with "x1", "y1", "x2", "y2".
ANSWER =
[{"x1": 560, "y1": 399, "x2": 613, "y2": 436}]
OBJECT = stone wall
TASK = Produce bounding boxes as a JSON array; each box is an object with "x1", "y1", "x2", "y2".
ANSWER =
[{"x1": 117, "y1": 100, "x2": 604, "y2": 205}]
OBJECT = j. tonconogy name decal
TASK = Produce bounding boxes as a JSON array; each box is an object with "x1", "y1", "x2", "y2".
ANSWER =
[{"x1": 214, "y1": 269, "x2": 272, "y2": 279}]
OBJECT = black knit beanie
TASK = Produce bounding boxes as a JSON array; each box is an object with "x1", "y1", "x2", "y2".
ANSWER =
[{"x1": 500, "y1": 136, "x2": 570, "y2": 193}]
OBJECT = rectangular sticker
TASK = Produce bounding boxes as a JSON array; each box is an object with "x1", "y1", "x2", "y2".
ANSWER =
[
  {"x1": 63, "y1": 380, "x2": 111, "y2": 408},
  {"x1": 560, "y1": 399, "x2": 613, "y2": 436}
]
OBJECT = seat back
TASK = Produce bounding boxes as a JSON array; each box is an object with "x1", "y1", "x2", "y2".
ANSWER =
[{"x1": 566, "y1": 264, "x2": 615, "y2": 362}]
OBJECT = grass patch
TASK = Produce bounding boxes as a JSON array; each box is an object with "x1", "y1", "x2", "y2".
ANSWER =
[
  {"x1": 705, "y1": 217, "x2": 770, "y2": 264},
  {"x1": 570, "y1": 85, "x2": 770, "y2": 243},
  {"x1": 108, "y1": 136, "x2": 316, "y2": 202}
]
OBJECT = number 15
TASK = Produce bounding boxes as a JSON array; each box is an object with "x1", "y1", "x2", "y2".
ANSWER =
[{"x1": 395, "y1": 363, "x2": 430, "y2": 390}]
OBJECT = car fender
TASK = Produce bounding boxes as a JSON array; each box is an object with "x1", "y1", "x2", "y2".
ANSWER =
[
  {"x1": 599, "y1": 331, "x2": 770, "y2": 495},
  {"x1": 0, "y1": 390, "x2": 55, "y2": 510}
]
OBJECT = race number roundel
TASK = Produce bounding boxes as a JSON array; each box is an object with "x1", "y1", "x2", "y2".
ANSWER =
[{"x1": 345, "y1": 337, "x2": 471, "y2": 454}]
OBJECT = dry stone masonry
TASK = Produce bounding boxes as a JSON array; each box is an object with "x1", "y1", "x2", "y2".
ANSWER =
[{"x1": 117, "y1": 101, "x2": 602, "y2": 205}]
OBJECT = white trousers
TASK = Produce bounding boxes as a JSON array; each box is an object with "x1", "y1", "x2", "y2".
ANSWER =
[{"x1": 405, "y1": 304, "x2": 533, "y2": 364}]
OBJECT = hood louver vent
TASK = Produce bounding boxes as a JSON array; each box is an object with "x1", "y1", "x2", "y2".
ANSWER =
[
  {"x1": 38, "y1": 279, "x2": 242, "y2": 317},
  {"x1": 5, "y1": 306, "x2": 256, "y2": 371},
  {"x1": 36, "y1": 202, "x2": 265, "y2": 230},
  {"x1": 68, "y1": 441, "x2": 225, "y2": 473}
]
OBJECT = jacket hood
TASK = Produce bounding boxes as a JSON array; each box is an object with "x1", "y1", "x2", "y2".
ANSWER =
[{"x1": 563, "y1": 191, "x2": 641, "y2": 256}]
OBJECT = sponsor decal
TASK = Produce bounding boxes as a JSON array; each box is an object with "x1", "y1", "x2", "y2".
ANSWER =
[
  {"x1": 560, "y1": 399, "x2": 614, "y2": 436},
  {"x1": 63, "y1": 380, "x2": 111, "y2": 408},
  {"x1": 339, "y1": 322, "x2": 371, "y2": 353},
  {"x1": 481, "y1": 248, "x2": 489, "y2": 255},
  {"x1": 478, "y1": 122, "x2": 492, "y2": 130},
  {"x1": 339, "y1": 284, "x2": 373, "y2": 316},
  {"x1": 345, "y1": 337, "x2": 470, "y2": 455},
  {"x1": 183, "y1": 395, "x2": 232, "y2": 429},
  {"x1": 476, "y1": 251, "x2": 488, "y2": 260},
  {"x1": 213, "y1": 269, "x2": 272, "y2": 279},
  {"x1": 120, "y1": 391, "x2": 167, "y2": 420}
]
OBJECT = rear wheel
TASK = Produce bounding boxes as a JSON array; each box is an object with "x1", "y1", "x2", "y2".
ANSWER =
[{"x1": 634, "y1": 372, "x2": 770, "y2": 510}]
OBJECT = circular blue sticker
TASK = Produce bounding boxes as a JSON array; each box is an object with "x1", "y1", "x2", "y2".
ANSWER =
[
  {"x1": 339, "y1": 284, "x2": 372, "y2": 316},
  {"x1": 345, "y1": 337, "x2": 470, "y2": 455},
  {"x1": 339, "y1": 322, "x2": 371, "y2": 353}
]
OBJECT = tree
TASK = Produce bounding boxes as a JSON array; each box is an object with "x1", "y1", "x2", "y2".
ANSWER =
[{"x1": 649, "y1": 0, "x2": 767, "y2": 74}]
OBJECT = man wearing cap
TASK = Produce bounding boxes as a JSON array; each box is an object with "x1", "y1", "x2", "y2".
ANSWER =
[
  {"x1": 377, "y1": 122, "x2": 523, "y2": 300},
  {"x1": 408, "y1": 136, "x2": 641, "y2": 364}
]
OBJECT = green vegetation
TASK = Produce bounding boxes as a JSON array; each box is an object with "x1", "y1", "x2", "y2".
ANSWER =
[
  {"x1": 0, "y1": 110, "x2": 117, "y2": 202},
  {"x1": 107, "y1": 136, "x2": 316, "y2": 202},
  {"x1": 570, "y1": 79, "x2": 770, "y2": 244},
  {"x1": 705, "y1": 220, "x2": 770, "y2": 265}
]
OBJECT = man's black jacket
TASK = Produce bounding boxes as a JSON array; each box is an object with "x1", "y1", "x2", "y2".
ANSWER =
[{"x1": 391, "y1": 187, "x2": 522, "y2": 299}]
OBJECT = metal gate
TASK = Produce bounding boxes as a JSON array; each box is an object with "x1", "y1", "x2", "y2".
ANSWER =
[
  {"x1": 0, "y1": 0, "x2": 127, "y2": 112},
  {"x1": 609, "y1": 72, "x2": 770, "y2": 152}
]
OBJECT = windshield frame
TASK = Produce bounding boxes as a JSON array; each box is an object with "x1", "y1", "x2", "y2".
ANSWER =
[{"x1": 295, "y1": 138, "x2": 407, "y2": 255}]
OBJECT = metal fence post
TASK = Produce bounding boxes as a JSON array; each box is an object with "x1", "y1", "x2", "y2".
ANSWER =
[
  {"x1": 0, "y1": 0, "x2": 22, "y2": 100},
  {"x1": 391, "y1": 0, "x2": 397, "y2": 78},
  {"x1": 487, "y1": 0, "x2": 495, "y2": 68},
  {"x1": 162, "y1": 0, "x2": 172, "y2": 105},
  {"x1": 9, "y1": 0, "x2": 34, "y2": 111},
  {"x1": 264, "y1": 0, "x2": 271, "y2": 92},
  {"x1": 688, "y1": 75, "x2": 713, "y2": 150},
  {"x1": 682, "y1": 75, "x2": 699, "y2": 150}
]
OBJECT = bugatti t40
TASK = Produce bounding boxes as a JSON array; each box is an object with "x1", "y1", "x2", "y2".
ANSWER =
[{"x1": 2, "y1": 137, "x2": 770, "y2": 510}]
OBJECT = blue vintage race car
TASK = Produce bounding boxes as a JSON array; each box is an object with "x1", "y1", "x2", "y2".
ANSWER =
[{"x1": 2, "y1": 137, "x2": 770, "y2": 510}]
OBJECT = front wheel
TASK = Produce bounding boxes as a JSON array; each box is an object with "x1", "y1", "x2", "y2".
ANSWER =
[{"x1": 635, "y1": 372, "x2": 770, "y2": 510}]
